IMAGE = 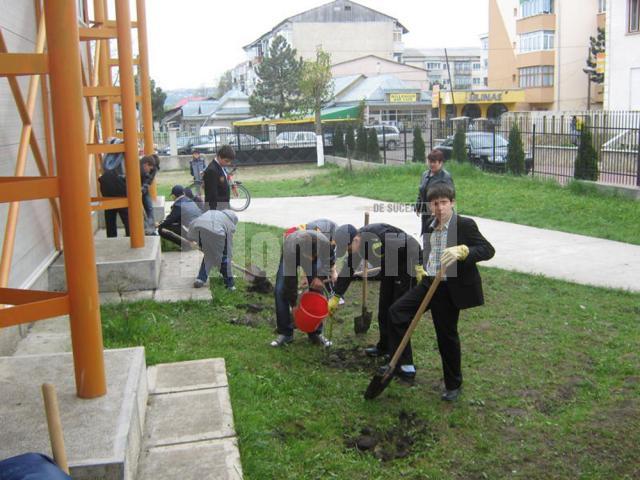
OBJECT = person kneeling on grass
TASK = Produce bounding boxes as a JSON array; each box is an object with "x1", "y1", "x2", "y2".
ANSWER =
[
  {"x1": 187, "y1": 209, "x2": 238, "y2": 291},
  {"x1": 386, "y1": 182, "x2": 495, "y2": 402},
  {"x1": 270, "y1": 228, "x2": 334, "y2": 348}
]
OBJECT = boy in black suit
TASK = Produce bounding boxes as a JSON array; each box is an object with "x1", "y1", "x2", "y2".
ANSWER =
[
  {"x1": 388, "y1": 182, "x2": 495, "y2": 401},
  {"x1": 203, "y1": 145, "x2": 234, "y2": 210}
]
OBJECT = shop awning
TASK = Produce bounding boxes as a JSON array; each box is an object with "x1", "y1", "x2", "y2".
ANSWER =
[{"x1": 233, "y1": 104, "x2": 360, "y2": 126}]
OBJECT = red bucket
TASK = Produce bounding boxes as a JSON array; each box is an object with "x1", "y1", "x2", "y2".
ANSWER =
[{"x1": 293, "y1": 291, "x2": 329, "y2": 333}]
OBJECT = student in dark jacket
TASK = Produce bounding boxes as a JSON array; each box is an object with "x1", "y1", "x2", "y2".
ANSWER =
[
  {"x1": 203, "y1": 145, "x2": 234, "y2": 210},
  {"x1": 415, "y1": 149, "x2": 454, "y2": 239},
  {"x1": 140, "y1": 155, "x2": 159, "y2": 234},
  {"x1": 157, "y1": 185, "x2": 202, "y2": 249},
  {"x1": 330, "y1": 223, "x2": 422, "y2": 377},
  {"x1": 389, "y1": 182, "x2": 495, "y2": 401},
  {"x1": 189, "y1": 151, "x2": 207, "y2": 195},
  {"x1": 98, "y1": 169, "x2": 129, "y2": 238}
]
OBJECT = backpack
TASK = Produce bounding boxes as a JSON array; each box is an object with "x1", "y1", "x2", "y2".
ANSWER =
[{"x1": 102, "y1": 138, "x2": 125, "y2": 175}]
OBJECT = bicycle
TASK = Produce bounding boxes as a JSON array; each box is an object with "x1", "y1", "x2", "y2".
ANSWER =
[{"x1": 187, "y1": 166, "x2": 251, "y2": 212}]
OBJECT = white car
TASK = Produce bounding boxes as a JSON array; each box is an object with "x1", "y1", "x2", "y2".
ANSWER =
[
  {"x1": 192, "y1": 133, "x2": 266, "y2": 153},
  {"x1": 365, "y1": 125, "x2": 401, "y2": 150},
  {"x1": 276, "y1": 131, "x2": 317, "y2": 148}
]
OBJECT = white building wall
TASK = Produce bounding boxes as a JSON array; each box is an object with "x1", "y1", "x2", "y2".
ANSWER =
[
  {"x1": 606, "y1": 0, "x2": 640, "y2": 109},
  {"x1": 554, "y1": 1, "x2": 599, "y2": 110},
  {"x1": 291, "y1": 22, "x2": 394, "y2": 63}
]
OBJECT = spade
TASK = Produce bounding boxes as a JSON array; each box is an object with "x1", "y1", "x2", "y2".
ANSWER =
[
  {"x1": 364, "y1": 266, "x2": 445, "y2": 400},
  {"x1": 354, "y1": 212, "x2": 372, "y2": 334}
]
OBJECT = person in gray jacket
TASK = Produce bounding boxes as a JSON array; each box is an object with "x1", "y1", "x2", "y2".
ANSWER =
[
  {"x1": 415, "y1": 149, "x2": 454, "y2": 242},
  {"x1": 187, "y1": 209, "x2": 238, "y2": 290},
  {"x1": 158, "y1": 185, "x2": 202, "y2": 249}
]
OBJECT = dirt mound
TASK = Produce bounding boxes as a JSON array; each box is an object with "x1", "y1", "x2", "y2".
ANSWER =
[
  {"x1": 345, "y1": 410, "x2": 437, "y2": 462},
  {"x1": 321, "y1": 345, "x2": 379, "y2": 372}
]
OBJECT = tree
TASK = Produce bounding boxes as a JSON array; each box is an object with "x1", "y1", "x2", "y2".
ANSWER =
[
  {"x1": 367, "y1": 128, "x2": 380, "y2": 162},
  {"x1": 585, "y1": 27, "x2": 605, "y2": 85},
  {"x1": 217, "y1": 70, "x2": 233, "y2": 97},
  {"x1": 249, "y1": 36, "x2": 302, "y2": 118},
  {"x1": 150, "y1": 78, "x2": 167, "y2": 123},
  {"x1": 574, "y1": 127, "x2": 599, "y2": 181},
  {"x1": 452, "y1": 124, "x2": 467, "y2": 162},
  {"x1": 507, "y1": 123, "x2": 526, "y2": 175},
  {"x1": 356, "y1": 125, "x2": 368, "y2": 159},
  {"x1": 299, "y1": 49, "x2": 333, "y2": 136},
  {"x1": 413, "y1": 126, "x2": 426, "y2": 163},
  {"x1": 333, "y1": 125, "x2": 345, "y2": 156},
  {"x1": 345, "y1": 125, "x2": 356, "y2": 156}
]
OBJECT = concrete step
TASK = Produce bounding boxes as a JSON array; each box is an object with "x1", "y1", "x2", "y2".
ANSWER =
[
  {"x1": 0, "y1": 347, "x2": 148, "y2": 480},
  {"x1": 48, "y1": 236, "x2": 161, "y2": 292},
  {"x1": 137, "y1": 359, "x2": 243, "y2": 480}
]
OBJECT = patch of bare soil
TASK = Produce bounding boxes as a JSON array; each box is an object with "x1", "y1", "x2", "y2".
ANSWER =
[
  {"x1": 321, "y1": 345, "x2": 380, "y2": 372},
  {"x1": 345, "y1": 411, "x2": 438, "y2": 462}
]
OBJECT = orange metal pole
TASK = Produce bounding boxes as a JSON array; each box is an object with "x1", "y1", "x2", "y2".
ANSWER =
[
  {"x1": 43, "y1": 0, "x2": 106, "y2": 398},
  {"x1": 95, "y1": 0, "x2": 114, "y2": 140},
  {"x1": 135, "y1": 0, "x2": 157, "y2": 199},
  {"x1": 115, "y1": 0, "x2": 145, "y2": 248}
]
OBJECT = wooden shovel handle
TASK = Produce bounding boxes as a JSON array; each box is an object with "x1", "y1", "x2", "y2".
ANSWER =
[
  {"x1": 361, "y1": 212, "x2": 370, "y2": 314},
  {"x1": 42, "y1": 383, "x2": 69, "y2": 474},
  {"x1": 387, "y1": 266, "x2": 445, "y2": 372}
]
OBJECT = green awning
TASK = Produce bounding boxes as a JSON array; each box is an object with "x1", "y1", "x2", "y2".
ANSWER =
[{"x1": 233, "y1": 105, "x2": 360, "y2": 126}]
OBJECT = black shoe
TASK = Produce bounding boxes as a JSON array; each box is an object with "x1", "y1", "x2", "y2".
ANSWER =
[
  {"x1": 441, "y1": 387, "x2": 462, "y2": 402},
  {"x1": 396, "y1": 365, "x2": 416, "y2": 382},
  {"x1": 365, "y1": 346, "x2": 387, "y2": 357}
]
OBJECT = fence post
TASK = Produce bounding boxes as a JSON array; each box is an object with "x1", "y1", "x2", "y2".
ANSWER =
[
  {"x1": 236, "y1": 128, "x2": 241, "y2": 152},
  {"x1": 404, "y1": 127, "x2": 408, "y2": 163},
  {"x1": 636, "y1": 126, "x2": 640, "y2": 187},
  {"x1": 532, "y1": 123, "x2": 536, "y2": 176},
  {"x1": 382, "y1": 126, "x2": 387, "y2": 164}
]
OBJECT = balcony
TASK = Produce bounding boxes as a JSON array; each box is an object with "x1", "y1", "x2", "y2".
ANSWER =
[
  {"x1": 517, "y1": 50, "x2": 555, "y2": 69},
  {"x1": 517, "y1": 14, "x2": 556, "y2": 35}
]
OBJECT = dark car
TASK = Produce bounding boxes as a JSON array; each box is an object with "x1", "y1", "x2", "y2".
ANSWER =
[
  {"x1": 435, "y1": 132, "x2": 533, "y2": 172},
  {"x1": 176, "y1": 135, "x2": 211, "y2": 155}
]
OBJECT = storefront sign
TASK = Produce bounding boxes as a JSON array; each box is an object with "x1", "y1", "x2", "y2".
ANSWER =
[
  {"x1": 466, "y1": 92, "x2": 503, "y2": 103},
  {"x1": 432, "y1": 85, "x2": 440, "y2": 108},
  {"x1": 596, "y1": 52, "x2": 605, "y2": 74},
  {"x1": 389, "y1": 93, "x2": 418, "y2": 103}
]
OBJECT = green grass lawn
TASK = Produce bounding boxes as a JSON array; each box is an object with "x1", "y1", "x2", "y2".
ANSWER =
[
  {"x1": 232, "y1": 162, "x2": 639, "y2": 245},
  {"x1": 102, "y1": 223, "x2": 640, "y2": 479}
]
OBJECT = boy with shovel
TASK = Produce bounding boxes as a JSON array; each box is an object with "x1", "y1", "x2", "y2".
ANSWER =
[
  {"x1": 330, "y1": 223, "x2": 422, "y2": 379},
  {"x1": 386, "y1": 183, "x2": 495, "y2": 401}
]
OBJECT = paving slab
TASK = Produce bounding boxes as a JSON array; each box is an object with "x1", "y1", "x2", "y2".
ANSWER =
[
  {"x1": 148, "y1": 358, "x2": 227, "y2": 394},
  {"x1": 12, "y1": 316, "x2": 71, "y2": 355},
  {"x1": 237, "y1": 195, "x2": 640, "y2": 292},
  {"x1": 144, "y1": 388, "x2": 235, "y2": 447},
  {"x1": 137, "y1": 438, "x2": 243, "y2": 480},
  {"x1": 0, "y1": 348, "x2": 147, "y2": 480}
]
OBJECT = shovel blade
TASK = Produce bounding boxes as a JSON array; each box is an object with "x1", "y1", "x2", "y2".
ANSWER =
[
  {"x1": 354, "y1": 311, "x2": 373, "y2": 335},
  {"x1": 364, "y1": 369, "x2": 394, "y2": 400}
]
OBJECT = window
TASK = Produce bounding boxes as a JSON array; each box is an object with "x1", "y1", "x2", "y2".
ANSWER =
[
  {"x1": 598, "y1": 0, "x2": 607, "y2": 13},
  {"x1": 473, "y1": 62, "x2": 481, "y2": 70},
  {"x1": 427, "y1": 62, "x2": 441, "y2": 70},
  {"x1": 630, "y1": 0, "x2": 640, "y2": 32},
  {"x1": 454, "y1": 77, "x2": 472, "y2": 89},
  {"x1": 472, "y1": 77, "x2": 481, "y2": 85},
  {"x1": 520, "y1": 0, "x2": 554, "y2": 18},
  {"x1": 393, "y1": 29, "x2": 403, "y2": 42},
  {"x1": 519, "y1": 66, "x2": 554, "y2": 87},
  {"x1": 519, "y1": 30, "x2": 555, "y2": 52}
]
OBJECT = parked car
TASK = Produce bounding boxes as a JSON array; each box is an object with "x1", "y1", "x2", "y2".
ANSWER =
[
  {"x1": 192, "y1": 133, "x2": 266, "y2": 154},
  {"x1": 157, "y1": 135, "x2": 211, "y2": 155},
  {"x1": 276, "y1": 131, "x2": 317, "y2": 148},
  {"x1": 435, "y1": 132, "x2": 533, "y2": 172},
  {"x1": 365, "y1": 125, "x2": 401, "y2": 150}
]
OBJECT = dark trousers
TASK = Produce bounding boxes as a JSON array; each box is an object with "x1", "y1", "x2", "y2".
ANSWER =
[
  {"x1": 375, "y1": 272, "x2": 414, "y2": 354},
  {"x1": 274, "y1": 255, "x2": 323, "y2": 337},
  {"x1": 197, "y1": 239, "x2": 233, "y2": 288},
  {"x1": 104, "y1": 208, "x2": 130, "y2": 238},
  {"x1": 158, "y1": 223, "x2": 188, "y2": 248},
  {"x1": 0, "y1": 453, "x2": 71, "y2": 479},
  {"x1": 388, "y1": 279, "x2": 462, "y2": 390},
  {"x1": 142, "y1": 191, "x2": 154, "y2": 232}
]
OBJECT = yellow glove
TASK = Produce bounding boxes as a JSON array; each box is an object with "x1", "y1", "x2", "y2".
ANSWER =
[
  {"x1": 328, "y1": 296, "x2": 341, "y2": 315},
  {"x1": 441, "y1": 245, "x2": 469, "y2": 266},
  {"x1": 414, "y1": 265, "x2": 427, "y2": 283}
]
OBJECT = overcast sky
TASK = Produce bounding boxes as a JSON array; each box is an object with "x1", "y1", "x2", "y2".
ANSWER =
[{"x1": 145, "y1": 0, "x2": 488, "y2": 90}]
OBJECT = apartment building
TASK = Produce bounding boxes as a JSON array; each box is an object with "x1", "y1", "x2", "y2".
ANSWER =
[
  {"x1": 488, "y1": 0, "x2": 603, "y2": 111},
  {"x1": 234, "y1": 0, "x2": 407, "y2": 95},
  {"x1": 604, "y1": 0, "x2": 640, "y2": 109},
  {"x1": 403, "y1": 48, "x2": 484, "y2": 90}
]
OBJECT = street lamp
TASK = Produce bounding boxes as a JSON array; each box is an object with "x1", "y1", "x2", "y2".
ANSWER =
[{"x1": 583, "y1": 66, "x2": 596, "y2": 111}]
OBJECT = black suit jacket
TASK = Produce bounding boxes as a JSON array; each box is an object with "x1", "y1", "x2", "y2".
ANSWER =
[
  {"x1": 424, "y1": 214, "x2": 495, "y2": 310},
  {"x1": 203, "y1": 160, "x2": 230, "y2": 210}
]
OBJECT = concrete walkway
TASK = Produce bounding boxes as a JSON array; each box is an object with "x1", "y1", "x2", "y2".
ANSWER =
[{"x1": 235, "y1": 195, "x2": 640, "y2": 292}]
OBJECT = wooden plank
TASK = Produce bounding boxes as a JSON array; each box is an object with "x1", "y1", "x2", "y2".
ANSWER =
[
  {"x1": 86, "y1": 143, "x2": 126, "y2": 154},
  {"x1": 0, "y1": 177, "x2": 59, "y2": 203},
  {"x1": 90, "y1": 196, "x2": 129, "y2": 211},
  {"x1": 0, "y1": 53, "x2": 48, "y2": 76},
  {"x1": 103, "y1": 20, "x2": 138, "y2": 28},
  {"x1": 108, "y1": 57, "x2": 139, "y2": 66},
  {"x1": 83, "y1": 86, "x2": 120, "y2": 97},
  {"x1": 79, "y1": 27, "x2": 118, "y2": 40}
]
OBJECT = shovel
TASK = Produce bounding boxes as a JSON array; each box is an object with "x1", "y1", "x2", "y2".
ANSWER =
[
  {"x1": 354, "y1": 212, "x2": 372, "y2": 334},
  {"x1": 162, "y1": 229, "x2": 273, "y2": 291},
  {"x1": 364, "y1": 265, "x2": 445, "y2": 400}
]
